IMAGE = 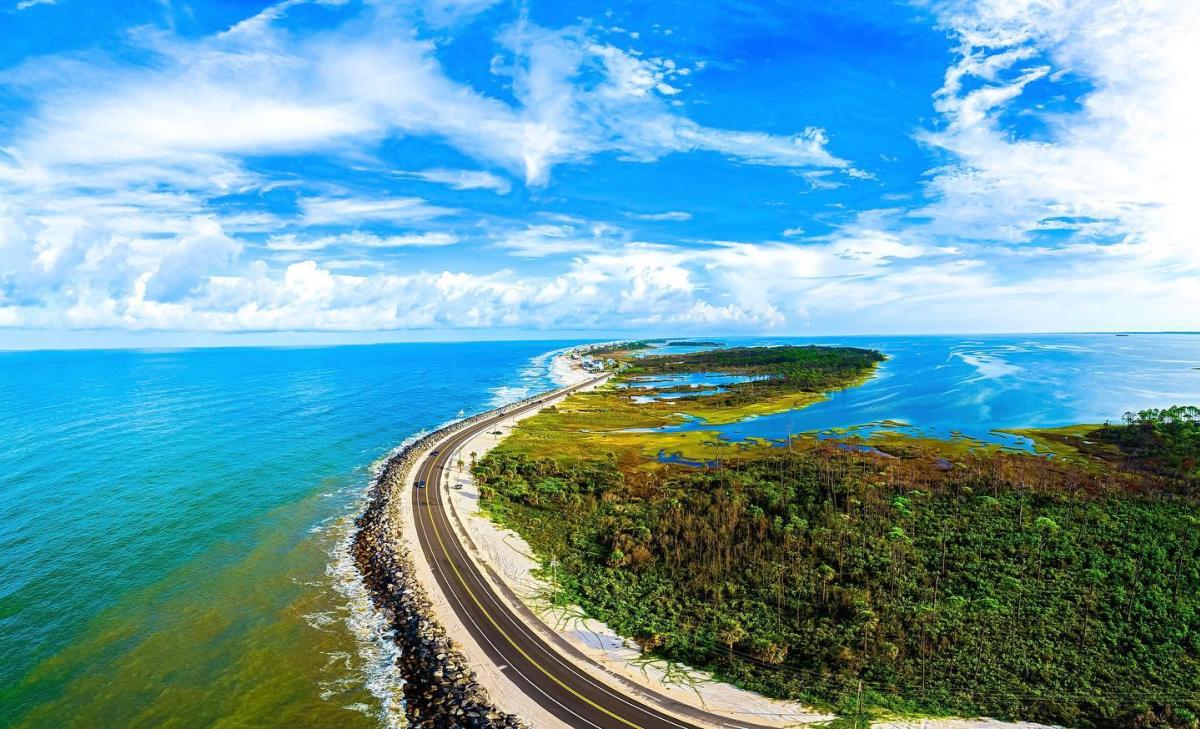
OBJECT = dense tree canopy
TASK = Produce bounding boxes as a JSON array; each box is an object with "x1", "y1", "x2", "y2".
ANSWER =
[
  {"x1": 634, "y1": 345, "x2": 885, "y2": 391},
  {"x1": 475, "y1": 444, "x2": 1200, "y2": 728},
  {"x1": 1098, "y1": 406, "x2": 1200, "y2": 492}
]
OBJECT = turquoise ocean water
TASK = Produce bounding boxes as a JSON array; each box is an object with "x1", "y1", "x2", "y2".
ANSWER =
[
  {"x1": 0, "y1": 341, "x2": 567, "y2": 729},
  {"x1": 1, "y1": 334, "x2": 1197, "y2": 728}
]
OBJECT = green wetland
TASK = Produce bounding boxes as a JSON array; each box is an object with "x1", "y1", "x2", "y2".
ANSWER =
[{"x1": 476, "y1": 337, "x2": 1200, "y2": 728}]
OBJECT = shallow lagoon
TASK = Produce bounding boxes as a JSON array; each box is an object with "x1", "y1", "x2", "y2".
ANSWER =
[
  {"x1": 621, "y1": 372, "x2": 776, "y2": 405},
  {"x1": 646, "y1": 334, "x2": 1200, "y2": 449},
  {"x1": 619, "y1": 372, "x2": 773, "y2": 389},
  {"x1": 632, "y1": 388, "x2": 727, "y2": 403}
]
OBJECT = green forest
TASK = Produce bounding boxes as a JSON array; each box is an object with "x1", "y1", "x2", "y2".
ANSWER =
[
  {"x1": 475, "y1": 376, "x2": 1200, "y2": 727},
  {"x1": 1096, "y1": 406, "x2": 1200, "y2": 492},
  {"x1": 630, "y1": 344, "x2": 886, "y2": 395}
]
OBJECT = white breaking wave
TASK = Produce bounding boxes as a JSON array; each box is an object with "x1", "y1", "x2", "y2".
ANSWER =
[
  {"x1": 488, "y1": 384, "x2": 532, "y2": 407},
  {"x1": 324, "y1": 343, "x2": 582, "y2": 725},
  {"x1": 317, "y1": 433, "x2": 431, "y2": 729},
  {"x1": 488, "y1": 343, "x2": 579, "y2": 407}
]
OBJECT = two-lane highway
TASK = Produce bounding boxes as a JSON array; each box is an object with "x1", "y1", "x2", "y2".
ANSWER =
[{"x1": 410, "y1": 377, "x2": 773, "y2": 729}]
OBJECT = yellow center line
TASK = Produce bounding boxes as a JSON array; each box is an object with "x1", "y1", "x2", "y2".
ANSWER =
[{"x1": 421, "y1": 387, "x2": 648, "y2": 729}]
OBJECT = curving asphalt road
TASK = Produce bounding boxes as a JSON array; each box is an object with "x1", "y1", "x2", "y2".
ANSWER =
[{"x1": 410, "y1": 376, "x2": 776, "y2": 729}]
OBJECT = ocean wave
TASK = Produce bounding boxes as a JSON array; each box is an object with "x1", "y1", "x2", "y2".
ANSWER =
[
  {"x1": 304, "y1": 611, "x2": 338, "y2": 630},
  {"x1": 325, "y1": 506, "x2": 406, "y2": 729},
  {"x1": 312, "y1": 431, "x2": 434, "y2": 729},
  {"x1": 488, "y1": 384, "x2": 532, "y2": 407},
  {"x1": 488, "y1": 345, "x2": 572, "y2": 407}
]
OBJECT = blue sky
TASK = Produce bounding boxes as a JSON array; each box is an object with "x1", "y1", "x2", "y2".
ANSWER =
[{"x1": 0, "y1": 0, "x2": 1196, "y2": 347}]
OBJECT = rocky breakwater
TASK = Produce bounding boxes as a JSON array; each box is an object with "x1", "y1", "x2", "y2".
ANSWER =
[{"x1": 353, "y1": 386, "x2": 583, "y2": 728}]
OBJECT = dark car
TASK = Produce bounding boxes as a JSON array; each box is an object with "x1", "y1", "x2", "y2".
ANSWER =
[
  {"x1": 416, "y1": 479, "x2": 426, "y2": 488},
  {"x1": 431, "y1": 449, "x2": 440, "y2": 456}
]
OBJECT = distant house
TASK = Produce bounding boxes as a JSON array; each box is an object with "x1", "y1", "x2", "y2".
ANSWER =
[{"x1": 580, "y1": 356, "x2": 605, "y2": 372}]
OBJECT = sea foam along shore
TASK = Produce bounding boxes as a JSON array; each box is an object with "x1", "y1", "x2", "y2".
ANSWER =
[
  {"x1": 352, "y1": 415, "x2": 530, "y2": 728},
  {"x1": 351, "y1": 369, "x2": 599, "y2": 728}
]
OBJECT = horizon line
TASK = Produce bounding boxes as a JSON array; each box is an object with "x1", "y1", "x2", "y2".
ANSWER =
[{"x1": 2, "y1": 329, "x2": 1197, "y2": 354}]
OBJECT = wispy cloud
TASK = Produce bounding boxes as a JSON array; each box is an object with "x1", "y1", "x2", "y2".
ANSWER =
[
  {"x1": 418, "y1": 0, "x2": 503, "y2": 28},
  {"x1": 494, "y1": 223, "x2": 620, "y2": 258},
  {"x1": 394, "y1": 168, "x2": 512, "y2": 194},
  {"x1": 625, "y1": 211, "x2": 692, "y2": 222},
  {"x1": 298, "y1": 196, "x2": 455, "y2": 226},
  {"x1": 15, "y1": 0, "x2": 56, "y2": 9},
  {"x1": 912, "y1": 0, "x2": 1199, "y2": 270},
  {"x1": 265, "y1": 231, "x2": 459, "y2": 251},
  {"x1": 4, "y1": 1, "x2": 848, "y2": 190}
]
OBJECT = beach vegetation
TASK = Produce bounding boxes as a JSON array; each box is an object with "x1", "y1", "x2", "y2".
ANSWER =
[{"x1": 475, "y1": 441, "x2": 1200, "y2": 727}]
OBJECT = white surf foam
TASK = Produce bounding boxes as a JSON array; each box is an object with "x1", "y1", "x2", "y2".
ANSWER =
[
  {"x1": 488, "y1": 343, "x2": 581, "y2": 407},
  {"x1": 320, "y1": 342, "x2": 593, "y2": 725},
  {"x1": 314, "y1": 432, "x2": 433, "y2": 729},
  {"x1": 488, "y1": 384, "x2": 532, "y2": 407}
]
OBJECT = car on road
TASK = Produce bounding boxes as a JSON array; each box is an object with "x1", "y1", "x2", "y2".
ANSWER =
[
  {"x1": 431, "y1": 449, "x2": 439, "y2": 456},
  {"x1": 416, "y1": 479, "x2": 426, "y2": 488}
]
